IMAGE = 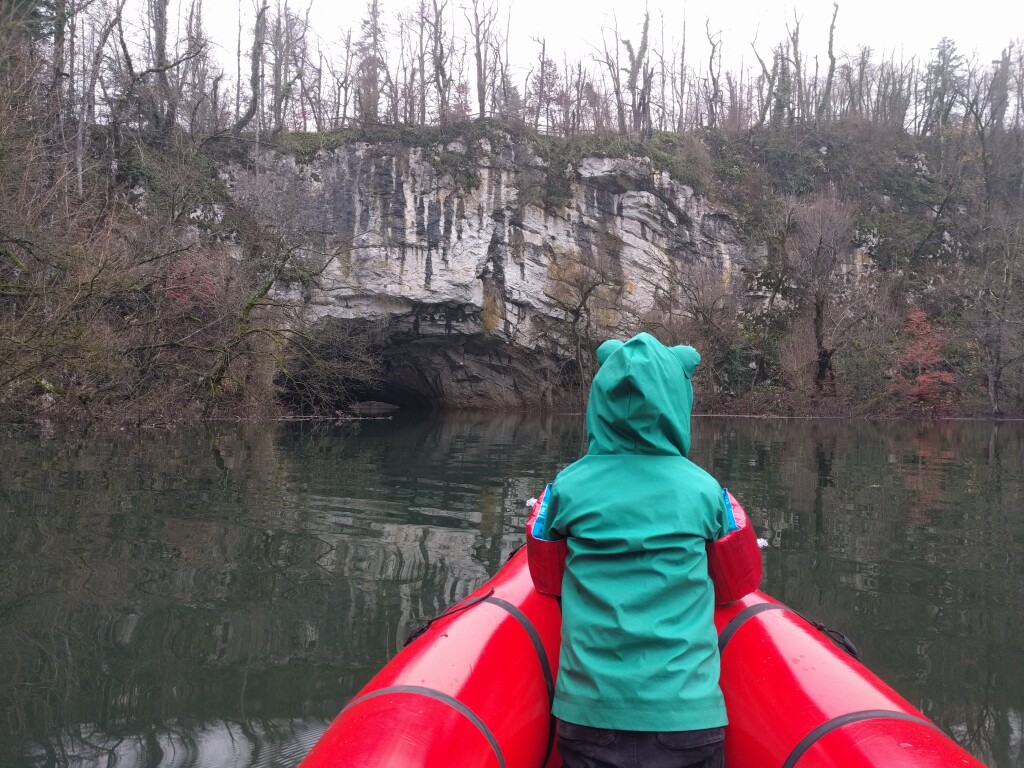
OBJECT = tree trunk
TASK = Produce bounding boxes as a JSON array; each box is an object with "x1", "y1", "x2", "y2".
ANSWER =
[
  {"x1": 813, "y1": 296, "x2": 834, "y2": 392},
  {"x1": 232, "y1": 1, "x2": 268, "y2": 134},
  {"x1": 987, "y1": 371, "x2": 1002, "y2": 416},
  {"x1": 816, "y1": 3, "x2": 838, "y2": 123}
]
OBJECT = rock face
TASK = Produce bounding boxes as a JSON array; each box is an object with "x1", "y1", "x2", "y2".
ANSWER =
[{"x1": 226, "y1": 133, "x2": 751, "y2": 410}]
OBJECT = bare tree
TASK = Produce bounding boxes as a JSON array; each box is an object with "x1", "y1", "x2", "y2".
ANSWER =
[
  {"x1": 965, "y1": 207, "x2": 1024, "y2": 415},
  {"x1": 232, "y1": 0, "x2": 268, "y2": 134},
  {"x1": 786, "y1": 11, "x2": 806, "y2": 121},
  {"x1": 595, "y1": 21, "x2": 627, "y2": 134},
  {"x1": 415, "y1": 0, "x2": 428, "y2": 124},
  {"x1": 750, "y1": 35, "x2": 776, "y2": 129},
  {"x1": 526, "y1": 38, "x2": 557, "y2": 131},
  {"x1": 427, "y1": 0, "x2": 454, "y2": 125},
  {"x1": 654, "y1": 260, "x2": 741, "y2": 393},
  {"x1": 538, "y1": 250, "x2": 634, "y2": 404},
  {"x1": 621, "y1": 12, "x2": 654, "y2": 137},
  {"x1": 703, "y1": 21, "x2": 722, "y2": 129},
  {"x1": 265, "y1": 1, "x2": 310, "y2": 133},
  {"x1": 178, "y1": 0, "x2": 224, "y2": 136},
  {"x1": 355, "y1": 0, "x2": 387, "y2": 124},
  {"x1": 962, "y1": 52, "x2": 1013, "y2": 212},
  {"x1": 816, "y1": 3, "x2": 839, "y2": 123},
  {"x1": 784, "y1": 186, "x2": 875, "y2": 392},
  {"x1": 464, "y1": 0, "x2": 496, "y2": 119},
  {"x1": 671, "y1": 13, "x2": 688, "y2": 132},
  {"x1": 393, "y1": 11, "x2": 418, "y2": 123},
  {"x1": 324, "y1": 28, "x2": 356, "y2": 128},
  {"x1": 74, "y1": 1, "x2": 128, "y2": 196},
  {"x1": 487, "y1": 6, "x2": 520, "y2": 121}
]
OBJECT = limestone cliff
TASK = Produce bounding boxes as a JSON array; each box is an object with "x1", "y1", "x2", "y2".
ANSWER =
[{"x1": 226, "y1": 133, "x2": 751, "y2": 410}]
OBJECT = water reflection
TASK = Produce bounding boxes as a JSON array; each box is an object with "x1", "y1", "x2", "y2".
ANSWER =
[
  {"x1": 699, "y1": 418, "x2": 1024, "y2": 768},
  {"x1": 0, "y1": 416, "x2": 1021, "y2": 767},
  {"x1": 0, "y1": 414, "x2": 583, "y2": 767}
]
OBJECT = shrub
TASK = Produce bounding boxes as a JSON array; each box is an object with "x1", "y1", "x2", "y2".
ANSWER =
[{"x1": 894, "y1": 310, "x2": 959, "y2": 417}]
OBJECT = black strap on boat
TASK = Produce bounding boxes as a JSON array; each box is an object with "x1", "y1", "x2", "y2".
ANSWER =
[
  {"x1": 404, "y1": 588, "x2": 496, "y2": 646},
  {"x1": 798, "y1": 614, "x2": 861, "y2": 660},
  {"x1": 781, "y1": 709, "x2": 939, "y2": 768},
  {"x1": 482, "y1": 596, "x2": 557, "y2": 766},
  {"x1": 398, "y1": 590, "x2": 559, "y2": 767},
  {"x1": 717, "y1": 602, "x2": 860, "y2": 660},
  {"x1": 345, "y1": 685, "x2": 507, "y2": 768},
  {"x1": 483, "y1": 597, "x2": 555, "y2": 701},
  {"x1": 717, "y1": 603, "x2": 786, "y2": 653}
]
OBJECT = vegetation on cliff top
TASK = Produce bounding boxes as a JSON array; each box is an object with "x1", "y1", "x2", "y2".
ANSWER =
[{"x1": 2, "y1": 1, "x2": 1023, "y2": 423}]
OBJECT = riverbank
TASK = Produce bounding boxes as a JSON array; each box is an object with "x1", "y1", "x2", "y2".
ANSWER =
[{"x1": 4, "y1": 121, "x2": 1022, "y2": 424}]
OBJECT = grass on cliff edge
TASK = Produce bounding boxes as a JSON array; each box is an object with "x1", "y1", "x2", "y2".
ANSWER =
[{"x1": 268, "y1": 121, "x2": 716, "y2": 198}]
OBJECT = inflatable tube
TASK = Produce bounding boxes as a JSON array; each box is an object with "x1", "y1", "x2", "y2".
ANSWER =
[
  {"x1": 301, "y1": 500, "x2": 985, "y2": 768},
  {"x1": 714, "y1": 591, "x2": 984, "y2": 767}
]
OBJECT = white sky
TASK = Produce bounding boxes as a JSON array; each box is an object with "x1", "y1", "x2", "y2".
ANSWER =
[{"x1": 199, "y1": 0, "x2": 1023, "y2": 82}]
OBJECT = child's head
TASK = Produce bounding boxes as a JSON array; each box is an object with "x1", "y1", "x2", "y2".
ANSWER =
[{"x1": 586, "y1": 333, "x2": 701, "y2": 457}]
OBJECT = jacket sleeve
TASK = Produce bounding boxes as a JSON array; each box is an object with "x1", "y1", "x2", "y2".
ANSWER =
[
  {"x1": 709, "y1": 483, "x2": 733, "y2": 541},
  {"x1": 541, "y1": 482, "x2": 564, "y2": 540}
]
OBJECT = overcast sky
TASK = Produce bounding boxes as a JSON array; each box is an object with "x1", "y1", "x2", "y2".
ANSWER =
[{"x1": 198, "y1": 0, "x2": 1022, "y2": 81}]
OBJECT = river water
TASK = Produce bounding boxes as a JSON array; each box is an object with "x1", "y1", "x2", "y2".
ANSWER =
[{"x1": 1, "y1": 415, "x2": 1021, "y2": 767}]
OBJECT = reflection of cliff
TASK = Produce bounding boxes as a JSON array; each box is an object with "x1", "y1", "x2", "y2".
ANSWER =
[
  {"x1": 17, "y1": 718, "x2": 328, "y2": 768},
  {"x1": 0, "y1": 414, "x2": 584, "y2": 765},
  {"x1": 699, "y1": 417, "x2": 1024, "y2": 767}
]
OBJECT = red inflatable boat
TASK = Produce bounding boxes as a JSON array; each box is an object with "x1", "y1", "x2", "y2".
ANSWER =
[{"x1": 300, "y1": 493, "x2": 984, "y2": 768}]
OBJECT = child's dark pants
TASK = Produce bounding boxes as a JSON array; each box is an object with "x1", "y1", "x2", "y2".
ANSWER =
[{"x1": 556, "y1": 721, "x2": 725, "y2": 768}]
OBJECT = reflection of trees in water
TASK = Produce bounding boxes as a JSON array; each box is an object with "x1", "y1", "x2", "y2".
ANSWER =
[
  {"x1": 894, "y1": 422, "x2": 959, "y2": 526},
  {"x1": 699, "y1": 417, "x2": 1024, "y2": 767},
  {"x1": 0, "y1": 414, "x2": 584, "y2": 766}
]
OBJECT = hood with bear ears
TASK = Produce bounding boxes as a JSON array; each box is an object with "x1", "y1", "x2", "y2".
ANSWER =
[{"x1": 585, "y1": 332, "x2": 701, "y2": 457}]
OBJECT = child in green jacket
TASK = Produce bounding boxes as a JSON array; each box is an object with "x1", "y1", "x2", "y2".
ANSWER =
[{"x1": 542, "y1": 332, "x2": 732, "y2": 768}]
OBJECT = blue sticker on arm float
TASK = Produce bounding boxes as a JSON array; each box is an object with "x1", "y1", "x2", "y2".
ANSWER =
[
  {"x1": 533, "y1": 484, "x2": 553, "y2": 539},
  {"x1": 722, "y1": 488, "x2": 739, "y2": 532}
]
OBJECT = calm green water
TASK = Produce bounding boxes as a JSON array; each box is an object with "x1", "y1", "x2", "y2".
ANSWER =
[{"x1": 0, "y1": 415, "x2": 1021, "y2": 767}]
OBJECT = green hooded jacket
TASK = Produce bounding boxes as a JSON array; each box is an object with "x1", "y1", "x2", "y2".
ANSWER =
[{"x1": 542, "y1": 332, "x2": 731, "y2": 731}]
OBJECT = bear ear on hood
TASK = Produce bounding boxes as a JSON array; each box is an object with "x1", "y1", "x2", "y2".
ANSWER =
[
  {"x1": 672, "y1": 345, "x2": 701, "y2": 378},
  {"x1": 596, "y1": 339, "x2": 625, "y2": 366}
]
